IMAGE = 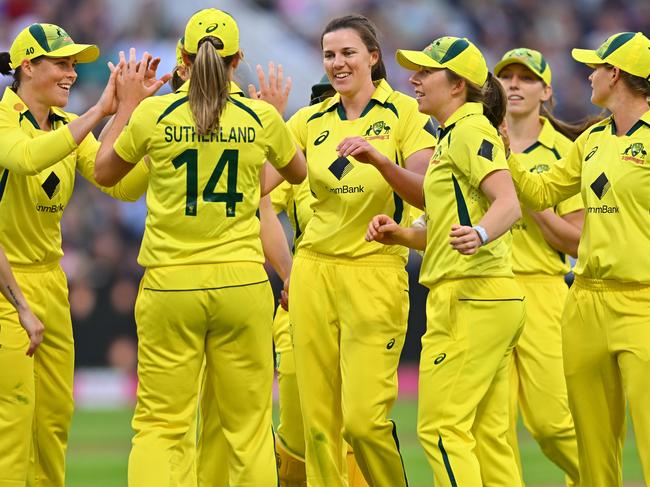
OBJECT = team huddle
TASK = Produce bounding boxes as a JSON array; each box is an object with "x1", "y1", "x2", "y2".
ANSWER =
[{"x1": 0, "y1": 6, "x2": 649, "y2": 487}]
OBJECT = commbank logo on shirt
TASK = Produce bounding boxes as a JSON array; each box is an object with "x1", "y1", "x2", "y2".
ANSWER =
[
  {"x1": 328, "y1": 156, "x2": 354, "y2": 180},
  {"x1": 41, "y1": 172, "x2": 60, "y2": 199},
  {"x1": 590, "y1": 172, "x2": 610, "y2": 200}
]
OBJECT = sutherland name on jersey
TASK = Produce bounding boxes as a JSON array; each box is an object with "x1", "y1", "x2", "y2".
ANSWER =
[{"x1": 164, "y1": 125, "x2": 256, "y2": 143}]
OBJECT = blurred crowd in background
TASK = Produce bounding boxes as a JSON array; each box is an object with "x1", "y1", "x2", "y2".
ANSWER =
[{"x1": 1, "y1": 0, "x2": 647, "y2": 369}]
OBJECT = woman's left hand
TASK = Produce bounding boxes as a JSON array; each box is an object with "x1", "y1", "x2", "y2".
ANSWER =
[
  {"x1": 247, "y1": 61, "x2": 292, "y2": 116},
  {"x1": 337, "y1": 136, "x2": 387, "y2": 167},
  {"x1": 449, "y1": 224, "x2": 482, "y2": 255}
]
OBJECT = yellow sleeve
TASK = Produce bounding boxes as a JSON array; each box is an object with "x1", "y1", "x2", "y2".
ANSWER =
[
  {"x1": 508, "y1": 130, "x2": 585, "y2": 210},
  {"x1": 114, "y1": 101, "x2": 153, "y2": 165},
  {"x1": 286, "y1": 107, "x2": 310, "y2": 151},
  {"x1": 395, "y1": 97, "x2": 437, "y2": 160},
  {"x1": 0, "y1": 108, "x2": 77, "y2": 175},
  {"x1": 260, "y1": 105, "x2": 296, "y2": 170},
  {"x1": 556, "y1": 193, "x2": 583, "y2": 216},
  {"x1": 451, "y1": 122, "x2": 508, "y2": 188},
  {"x1": 270, "y1": 181, "x2": 291, "y2": 214},
  {"x1": 76, "y1": 131, "x2": 149, "y2": 202}
]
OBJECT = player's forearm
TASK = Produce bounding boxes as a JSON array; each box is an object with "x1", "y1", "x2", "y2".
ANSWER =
[
  {"x1": 375, "y1": 160, "x2": 425, "y2": 209},
  {"x1": 528, "y1": 209, "x2": 581, "y2": 258},
  {"x1": 95, "y1": 105, "x2": 136, "y2": 186},
  {"x1": 259, "y1": 197, "x2": 292, "y2": 281},
  {"x1": 478, "y1": 195, "x2": 522, "y2": 243},
  {"x1": 0, "y1": 247, "x2": 29, "y2": 312},
  {"x1": 395, "y1": 226, "x2": 427, "y2": 251}
]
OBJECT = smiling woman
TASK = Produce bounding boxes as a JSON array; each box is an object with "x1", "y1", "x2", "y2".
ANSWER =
[{"x1": 0, "y1": 22, "x2": 160, "y2": 487}]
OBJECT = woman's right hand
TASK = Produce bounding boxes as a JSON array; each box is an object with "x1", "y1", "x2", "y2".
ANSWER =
[
  {"x1": 113, "y1": 48, "x2": 170, "y2": 112},
  {"x1": 18, "y1": 308, "x2": 44, "y2": 357},
  {"x1": 96, "y1": 62, "x2": 123, "y2": 116},
  {"x1": 366, "y1": 214, "x2": 402, "y2": 245}
]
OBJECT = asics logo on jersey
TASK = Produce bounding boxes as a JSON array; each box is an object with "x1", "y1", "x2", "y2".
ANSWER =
[
  {"x1": 205, "y1": 23, "x2": 219, "y2": 33},
  {"x1": 590, "y1": 172, "x2": 611, "y2": 200},
  {"x1": 434, "y1": 353, "x2": 447, "y2": 365},
  {"x1": 386, "y1": 338, "x2": 396, "y2": 350},
  {"x1": 314, "y1": 130, "x2": 329, "y2": 146},
  {"x1": 328, "y1": 156, "x2": 354, "y2": 180},
  {"x1": 585, "y1": 146, "x2": 599, "y2": 161},
  {"x1": 41, "y1": 171, "x2": 60, "y2": 199}
]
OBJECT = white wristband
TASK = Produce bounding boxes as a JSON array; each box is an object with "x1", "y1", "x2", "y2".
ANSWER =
[{"x1": 473, "y1": 225, "x2": 489, "y2": 245}]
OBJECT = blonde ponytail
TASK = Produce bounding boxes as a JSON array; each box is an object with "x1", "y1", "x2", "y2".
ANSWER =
[{"x1": 188, "y1": 37, "x2": 230, "y2": 135}]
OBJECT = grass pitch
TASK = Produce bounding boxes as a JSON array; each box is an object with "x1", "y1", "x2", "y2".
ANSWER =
[{"x1": 65, "y1": 399, "x2": 643, "y2": 486}]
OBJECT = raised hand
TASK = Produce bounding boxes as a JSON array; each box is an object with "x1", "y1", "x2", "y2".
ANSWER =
[
  {"x1": 247, "y1": 61, "x2": 292, "y2": 116},
  {"x1": 112, "y1": 48, "x2": 171, "y2": 111}
]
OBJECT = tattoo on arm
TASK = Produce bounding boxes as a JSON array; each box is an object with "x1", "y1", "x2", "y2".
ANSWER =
[{"x1": 6, "y1": 285, "x2": 21, "y2": 308}]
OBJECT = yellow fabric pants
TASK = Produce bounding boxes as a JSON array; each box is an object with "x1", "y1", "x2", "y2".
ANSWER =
[
  {"x1": 128, "y1": 263, "x2": 277, "y2": 487},
  {"x1": 273, "y1": 306, "x2": 306, "y2": 459},
  {"x1": 0, "y1": 263, "x2": 73, "y2": 487},
  {"x1": 510, "y1": 275, "x2": 579, "y2": 486},
  {"x1": 419, "y1": 277, "x2": 525, "y2": 487},
  {"x1": 562, "y1": 277, "x2": 650, "y2": 487},
  {"x1": 289, "y1": 250, "x2": 409, "y2": 487}
]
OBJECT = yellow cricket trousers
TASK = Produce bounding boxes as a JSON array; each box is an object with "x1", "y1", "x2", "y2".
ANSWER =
[
  {"x1": 289, "y1": 249, "x2": 409, "y2": 487},
  {"x1": 510, "y1": 275, "x2": 579, "y2": 486},
  {"x1": 273, "y1": 305, "x2": 306, "y2": 459},
  {"x1": 128, "y1": 263, "x2": 277, "y2": 487},
  {"x1": 419, "y1": 277, "x2": 525, "y2": 487},
  {"x1": 0, "y1": 263, "x2": 73, "y2": 487},
  {"x1": 562, "y1": 277, "x2": 650, "y2": 487}
]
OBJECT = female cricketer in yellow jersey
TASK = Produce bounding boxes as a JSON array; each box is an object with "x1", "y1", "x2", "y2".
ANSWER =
[
  {"x1": 367, "y1": 37, "x2": 525, "y2": 486},
  {"x1": 0, "y1": 23, "x2": 154, "y2": 487},
  {"x1": 94, "y1": 8, "x2": 306, "y2": 487},
  {"x1": 506, "y1": 32, "x2": 650, "y2": 487},
  {"x1": 287, "y1": 15, "x2": 436, "y2": 487},
  {"x1": 494, "y1": 48, "x2": 584, "y2": 486}
]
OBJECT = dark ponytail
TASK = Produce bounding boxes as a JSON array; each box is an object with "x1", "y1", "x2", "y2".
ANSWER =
[
  {"x1": 187, "y1": 37, "x2": 230, "y2": 135},
  {"x1": 539, "y1": 98, "x2": 602, "y2": 141},
  {"x1": 321, "y1": 15, "x2": 387, "y2": 82},
  {"x1": 446, "y1": 70, "x2": 507, "y2": 129}
]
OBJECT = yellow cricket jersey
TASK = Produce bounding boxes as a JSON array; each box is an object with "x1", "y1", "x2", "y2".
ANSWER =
[
  {"x1": 269, "y1": 179, "x2": 312, "y2": 249},
  {"x1": 287, "y1": 79, "x2": 436, "y2": 261},
  {"x1": 512, "y1": 117, "x2": 582, "y2": 275},
  {"x1": 419, "y1": 102, "x2": 513, "y2": 287},
  {"x1": 508, "y1": 110, "x2": 650, "y2": 283},
  {"x1": 0, "y1": 87, "x2": 149, "y2": 266},
  {"x1": 114, "y1": 80, "x2": 296, "y2": 270}
]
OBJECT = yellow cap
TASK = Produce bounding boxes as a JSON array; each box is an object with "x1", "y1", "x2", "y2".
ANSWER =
[
  {"x1": 572, "y1": 32, "x2": 650, "y2": 80},
  {"x1": 396, "y1": 36, "x2": 488, "y2": 87},
  {"x1": 184, "y1": 9, "x2": 239, "y2": 57},
  {"x1": 9, "y1": 23, "x2": 99, "y2": 69},
  {"x1": 494, "y1": 47, "x2": 552, "y2": 85}
]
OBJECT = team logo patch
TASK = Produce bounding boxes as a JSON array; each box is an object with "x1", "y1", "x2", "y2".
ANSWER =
[
  {"x1": 477, "y1": 139, "x2": 494, "y2": 161},
  {"x1": 529, "y1": 164, "x2": 550, "y2": 173},
  {"x1": 41, "y1": 171, "x2": 60, "y2": 199},
  {"x1": 434, "y1": 353, "x2": 447, "y2": 365},
  {"x1": 622, "y1": 142, "x2": 647, "y2": 165},
  {"x1": 363, "y1": 120, "x2": 391, "y2": 140},
  {"x1": 328, "y1": 157, "x2": 354, "y2": 181},
  {"x1": 430, "y1": 145, "x2": 443, "y2": 165},
  {"x1": 590, "y1": 172, "x2": 611, "y2": 200}
]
